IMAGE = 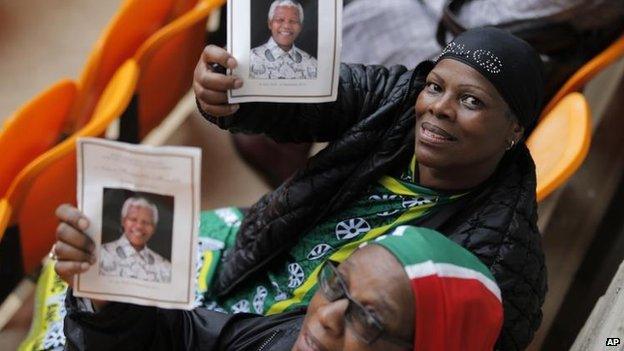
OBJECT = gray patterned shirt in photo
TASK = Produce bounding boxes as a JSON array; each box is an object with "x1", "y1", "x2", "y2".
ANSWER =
[
  {"x1": 249, "y1": 37, "x2": 318, "y2": 79},
  {"x1": 99, "y1": 235, "x2": 171, "y2": 283}
]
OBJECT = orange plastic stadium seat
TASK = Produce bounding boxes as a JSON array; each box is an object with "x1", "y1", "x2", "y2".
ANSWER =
[
  {"x1": 70, "y1": 0, "x2": 176, "y2": 130},
  {"x1": 541, "y1": 34, "x2": 624, "y2": 117},
  {"x1": 527, "y1": 93, "x2": 591, "y2": 202},
  {"x1": 131, "y1": 0, "x2": 225, "y2": 139},
  {"x1": 0, "y1": 80, "x2": 77, "y2": 197},
  {"x1": 171, "y1": 0, "x2": 201, "y2": 17},
  {"x1": 0, "y1": 61, "x2": 139, "y2": 273}
]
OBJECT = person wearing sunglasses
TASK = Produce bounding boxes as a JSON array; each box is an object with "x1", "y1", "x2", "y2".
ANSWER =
[{"x1": 60, "y1": 226, "x2": 502, "y2": 350}]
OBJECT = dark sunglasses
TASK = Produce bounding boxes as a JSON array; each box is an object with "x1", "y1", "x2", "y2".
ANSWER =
[{"x1": 318, "y1": 260, "x2": 413, "y2": 349}]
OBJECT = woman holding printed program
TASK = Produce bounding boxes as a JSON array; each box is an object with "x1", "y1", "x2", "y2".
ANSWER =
[{"x1": 50, "y1": 27, "x2": 546, "y2": 350}]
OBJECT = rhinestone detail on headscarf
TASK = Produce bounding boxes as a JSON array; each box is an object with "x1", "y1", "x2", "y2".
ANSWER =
[{"x1": 435, "y1": 42, "x2": 503, "y2": 74}]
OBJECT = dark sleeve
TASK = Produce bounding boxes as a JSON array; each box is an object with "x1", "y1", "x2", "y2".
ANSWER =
[
  {"x1": 216, "y1": 309, "x2": 304, "y2": 351},
  {"x1": 63, "y1": 292, "x2": 233, "y2": 351},
  {"x1": 197, "y1": 63, "x2": 410, "y2": 143},
  {"x1": 64, "y1": 291, "x2": 304, "y2": 351}
]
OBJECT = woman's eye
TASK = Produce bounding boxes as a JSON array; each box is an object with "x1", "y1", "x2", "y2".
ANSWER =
[
  {"x1": 461, "y1": 95, "x2": 483, "y2": 109},
  {"x1": 425, "y1": 82, "x2": 441, "y2": 93}
]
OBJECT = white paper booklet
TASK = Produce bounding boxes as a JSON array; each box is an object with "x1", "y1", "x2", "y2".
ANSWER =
[
  {"x1": 227, "y1": 0, "x2": 342, "y2": 103},
  {"x1": 73, "y1": 137, "x2": 201, "y2": 310}
]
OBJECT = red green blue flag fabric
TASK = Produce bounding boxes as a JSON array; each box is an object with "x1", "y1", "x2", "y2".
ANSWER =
[{"x1": 372, "y1": 226, "x2": 503, "y2": 351}]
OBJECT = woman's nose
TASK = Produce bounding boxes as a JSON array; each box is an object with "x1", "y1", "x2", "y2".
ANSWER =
[
  {"x1": 429, "y1": 93, "x2": 456, "y2": 121},
  {"x1": 316, "y1": 299, "x2": 348, "y2": 337}
]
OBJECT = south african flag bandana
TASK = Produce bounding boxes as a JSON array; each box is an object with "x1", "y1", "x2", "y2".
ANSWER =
[{"x1": 372, "y1": 226, "x2": 503, "y2": 351}]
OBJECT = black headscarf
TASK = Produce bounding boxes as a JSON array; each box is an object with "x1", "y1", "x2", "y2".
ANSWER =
[{"x1": 415, "y1": 27, "x2": 545, "y2": 135}]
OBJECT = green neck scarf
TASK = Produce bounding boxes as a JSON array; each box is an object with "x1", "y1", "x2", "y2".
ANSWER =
[{"x1": 200, "y1": 156, "x2": 468, "y2": 315}]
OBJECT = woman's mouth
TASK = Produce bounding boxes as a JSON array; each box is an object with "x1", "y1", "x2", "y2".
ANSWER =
[{"x1": 419, "y1": 122, "x2": 457, "y2": 143}]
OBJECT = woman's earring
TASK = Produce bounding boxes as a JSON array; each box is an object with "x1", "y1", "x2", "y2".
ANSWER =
[{"x1": 506, "y1": 139, "x2": 516, "y2": 151}]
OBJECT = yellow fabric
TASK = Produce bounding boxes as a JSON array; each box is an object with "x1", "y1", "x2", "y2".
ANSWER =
[
  {"x1": 266, "y1": 170, "x2": 446, "y2": 315},
  {"x1": 19, "y1": 260, "x2": 68, "y2": 351}
]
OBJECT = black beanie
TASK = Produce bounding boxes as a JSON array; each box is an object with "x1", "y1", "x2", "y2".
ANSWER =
[{"x1": 417, "y1": 27, "x2": 545, "y2": 134}]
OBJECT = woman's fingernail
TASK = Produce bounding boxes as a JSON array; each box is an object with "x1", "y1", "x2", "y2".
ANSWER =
[
  {"x1": 78, "y1": 218, "x2": 89, "y2": 230},
  {"x1": 90, "y1": 255, "x2": 97, "y2": 264},
  {"x1": 80, "y1": 262, "x2": 90, "y2": 271},
  {"x1": 231, "y1": 104, "x2": 240, "y2": 112},
  {"x1": 233, "y1": 79, "x2": 243, "y2": 88},
  {"x1": 226, "y1": 57, "x2": 237, "y2": 68}
]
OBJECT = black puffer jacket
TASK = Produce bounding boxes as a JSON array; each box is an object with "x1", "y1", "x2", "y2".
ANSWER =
[
  {"x1": 199, "y1": 64, "x2": 547, "y2": 350},
  {"x1": 64, "y1": 291, "x2": 303, "y2": 350}
]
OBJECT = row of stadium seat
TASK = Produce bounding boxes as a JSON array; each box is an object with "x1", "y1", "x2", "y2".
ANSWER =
[{"x1": 0, "y1": 0, "x2": 224, "y2": 293}]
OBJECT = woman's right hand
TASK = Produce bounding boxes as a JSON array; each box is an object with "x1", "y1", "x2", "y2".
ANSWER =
[
  {"x1": 53, "y1": 204, "x2": 109, "y2": 310},
  {"x1": 53, "y1": 204, "x2": 96, "y2": 285},
  {"x1": 193, "y1": 44, "x2": 243, "y2": 117}
]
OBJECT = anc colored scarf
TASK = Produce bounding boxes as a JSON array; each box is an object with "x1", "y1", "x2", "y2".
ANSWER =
[{"x1": 200, "y1": 157, "x2": 467, "y2": 315}]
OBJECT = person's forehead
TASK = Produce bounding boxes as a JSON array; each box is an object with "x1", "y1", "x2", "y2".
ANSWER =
[
  {"x1": 341, "y1": 247, "x2": 406, "y2": 303},
  {"x1": 127, "y1": 205, "x2": 153, "y2": 216},
  {"x1": 273, "y1": 5, "x2": 299, "y2": 18},
  {"x1": 341, "y1": 246, "x2": 412, "y2": 333}
]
